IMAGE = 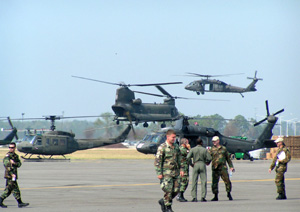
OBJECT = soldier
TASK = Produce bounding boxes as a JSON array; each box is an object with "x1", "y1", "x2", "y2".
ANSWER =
[
  {"x1": 0, "y1": 142, "x2": 29, "y2": 208},
  {"x1": 208, "y1": 136, "x2": 235, "y2": 201},
  {"x1": 176, "y1": 138, "x2": 190, "y2": 202},
  {"x1": 268, "y1": 137, "x2": 291, "y2": 200},
  {"x1": 187, "y1": 137, "x2": 212, "y2": 202},
  {"x1": 155, "y1": 129, "x2": 184, "y2": 212}
]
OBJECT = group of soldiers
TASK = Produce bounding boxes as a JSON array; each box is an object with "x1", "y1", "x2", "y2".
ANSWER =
[{"x1": 154, "y1": 129, "x2": 291, "y2": 212}]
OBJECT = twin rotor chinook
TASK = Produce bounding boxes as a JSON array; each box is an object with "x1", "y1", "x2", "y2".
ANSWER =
[{"x1": 72, "y1": 76, "x2": 226, "y2": 128}]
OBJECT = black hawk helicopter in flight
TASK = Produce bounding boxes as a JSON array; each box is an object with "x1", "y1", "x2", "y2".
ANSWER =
[
  {"x1": 136, "y1": 100, "x2": 283, "y2": 161},
  {"x1": 184, "y1": 71, "x2": 263, "y2": 97},
  {"x1": 9, "y1": 115, "x2": 131, "y2": 159},
  {"x1": 72, "y1": 76, "x2": 227, "y2": 128},
  {"x1": 0, "y1": 117, "x2": 18, "y2": 145}
]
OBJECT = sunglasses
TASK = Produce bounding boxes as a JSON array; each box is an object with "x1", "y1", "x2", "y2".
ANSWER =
[{"x1": 9, "y1": 147, "x2": 15, "y2": 149}]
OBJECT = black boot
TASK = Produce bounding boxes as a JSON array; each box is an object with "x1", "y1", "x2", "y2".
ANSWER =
[
  {"x1": 211, "y1": 193, "x2": 218, "y2": 201},
  {"x1": 165, "y1": 205, "x2": 174, "y2": 212},
  {"x1": 191, "y1": 198, "x2": 197, "y2": 202},
  {"x1": 0, "y1": 197, "x2": 7, "y2": 208},
  {"x1": 158, "y1": 198, "x2": 166, "y2": 212},
  {"x1": 227, "y1": 192, "x2": 233, "y2": 200},
  {"x1": 276, "y1": 193, "x2": 286, "y2": 200},
  {"x1": 17, "y1": 199, "x2": 29, "y2": 208},
  {"x1": 177, "y1": 192, "x2": 187, "y2": 202},
  {"x1": 201, "y1": 197, "x2": 207, "y2": 202}
]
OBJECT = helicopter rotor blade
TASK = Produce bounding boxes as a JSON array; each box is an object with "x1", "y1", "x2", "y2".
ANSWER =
[
  {"x1": 186, "y1": 72, "x2": 244, "y2": 78},
  {"x1": 132, "y1": 91, "x2": 165, "y2": 98},
  {"x1": 254, "y1": 118, "x2": 268, "y2": 127},
  {"x1": 72, "y1": 76, "x2": 122, "y2": 86},
  {"x1": 7, "y1": 117, "x2": 14, "y2": 129},
  {"x1": 273, "y1": 109, "x2": 284, "y2": 116},
  {"x1": 155, "y1": 86, "x2": 174, "y2": 98},
  {"x1": 265, "y1": 100, "x2": 270, "y2": 116},
  {"x1": 125, "y1": 111, "x2": 136, "y2": 139}
]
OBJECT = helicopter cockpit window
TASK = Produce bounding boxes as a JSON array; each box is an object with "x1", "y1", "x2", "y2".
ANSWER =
[
  {"x1": 53, "y1": 139, "x2": 58, "y2": 146},
  {"x1": 21, "y1": 135, "x2": 36, "y2": 144}
]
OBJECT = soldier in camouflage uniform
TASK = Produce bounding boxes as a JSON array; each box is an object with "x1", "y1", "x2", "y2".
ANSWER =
[
  {"x1": 0, "y1": 143, "x2": 29, "y2": 208},
  {"x1": 208, "y1": 136, "x2": 235, "y2": 201},
  {"x1": 176, "y1": 138, "x2": 190, "y2": 202},
  {"x1": 155, "y1": 129, "x2": 185, "y2": 212},
  {"x1": 268, "y1": 137, "x2": 291, "y2": 200},
  {"x1": 187, "y1": 137, "x2": 212, "y2": 202}
]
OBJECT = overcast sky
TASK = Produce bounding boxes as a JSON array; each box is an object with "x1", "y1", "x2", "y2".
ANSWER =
[{"x1": 1, "y1": 0, "x2": 299, "y2": 124}]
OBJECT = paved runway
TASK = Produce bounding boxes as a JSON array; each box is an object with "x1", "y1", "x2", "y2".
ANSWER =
[{"x1": 0, "y1": 159, "x2": 299, "y2": 211}]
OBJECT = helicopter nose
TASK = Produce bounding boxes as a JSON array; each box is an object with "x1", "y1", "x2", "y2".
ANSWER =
[{"x1": 185, "y1": 84, "x2": 192, "y2": 90}]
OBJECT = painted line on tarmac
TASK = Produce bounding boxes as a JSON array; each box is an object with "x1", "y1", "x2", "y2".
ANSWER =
[{"x1": 11, "y1": 177, "x2": 300, "y2": 191}]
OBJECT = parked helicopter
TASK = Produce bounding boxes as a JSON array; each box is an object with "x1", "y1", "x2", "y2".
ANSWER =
[
  {"x1": 184, "y1": 71, "x2": 263, "y2": 97},
  {"x1": 0, "y1": 117, "x2": 18, "y2": 145},
  {"x1": 136, "y1": 100, "x2": 283, "y2": 161},
  {"x1": 12, "y1": 115, "x2": 131, "y2": 159}
]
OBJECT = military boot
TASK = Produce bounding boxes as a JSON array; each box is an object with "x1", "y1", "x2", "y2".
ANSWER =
[
  {"x1": 276, "y1": 193, "x2": 286, "y2": 200},
  {"x1": 0, "y1": 197, "x2": 7, "y2": 208},
  {"x1": 158, "y1": 198, "x2": 166, "y2": 212},
  {"x1": 17, "y1": 199, "x2": 29, "y2": 208},
  {"x1": 227, "y1": 192, "x2": 233, "y2": 200},
  {"x1": 211, "y1": 193, "x2": 218, "y2": 201},
  {"x1": 165, "y1": 205, "x2": 174, "y2": 212},
  {"x1": 177, "y1": 192, "x2": 187, "y2": 202}
]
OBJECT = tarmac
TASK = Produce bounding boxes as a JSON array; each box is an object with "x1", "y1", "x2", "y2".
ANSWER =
[{"x1": 0, "y1": 159, "x2": 299, "y2": 212}]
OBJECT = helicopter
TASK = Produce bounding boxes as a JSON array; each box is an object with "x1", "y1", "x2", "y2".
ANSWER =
[
  {"x1": 136, "y1": 100, "x2": 283, "y2": 161},
  {"x1": 72, "y1": 76, "x2": 184, "y2": 128},
  {"x1": 0, "y1": 117, "x2": 19, "y2": 145},
  {"x1": 184, "y1": 71, "x2": 263, "y2": 97},
  {"x1": 12, "y1": 115, "x2": 131, "y2": 159}
]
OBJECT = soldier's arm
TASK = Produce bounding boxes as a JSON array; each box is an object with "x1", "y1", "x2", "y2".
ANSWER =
[
  {"x1": 205, "y1": 150, "x2": 212, "y2": 165},
  {"x1": 3, "y1": 156, "x2": 13, "y2": 177},
  {"x1": 280, "y1": 148, "x2": 291, "y2": 164},
  {"x1": 269, "y1": 152, "x2": 278, "y2": 170},
  {"x1": 13, "y1": 155, "x2": 22, "y2": 168},
  {"x1": 225, "y1": 148, "x2": 234, "y2": 168},
  {"x1": 154, "y1": 146, "x2": 164, "y2": 177}
]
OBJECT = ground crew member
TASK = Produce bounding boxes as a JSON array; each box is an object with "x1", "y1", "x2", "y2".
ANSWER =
[
  {"x1": 155, "y1": 129, "x2": 184, "y2": 212},
  {"x1": 209, "y1": 136, "x2": 234, "y2": 201},
  {"x1": 187, "y1": 137, "x2": 212, "y2": 202},
  {"x1": 0, "y1": 142, "x2": 29, "y2": 208},
  {"x1": 176, "y1": 138, "x2": 190, "y2": 202},
  {"x1": 269, "y1": 137, "x2": 291, "y2": 200}
]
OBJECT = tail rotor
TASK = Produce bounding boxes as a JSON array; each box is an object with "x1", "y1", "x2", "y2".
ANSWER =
[{"x1": 254, "y1": 100, "x2": 284, "y2": 126}]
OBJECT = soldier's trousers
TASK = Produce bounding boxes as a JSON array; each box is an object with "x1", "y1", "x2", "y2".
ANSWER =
[
  {"x1": 191, "y1": 162, "x2": 207, "y2": 199},
  {"x1": 0, "y1": 179, "x2": 21, "y2": 200},
  {"x1": 179, "y1": 170, "x2": 189, "y2": 192},
  {"x1": 275, "y1": 171, "x2": 285, "y2": 195},
  {"x1": 160, "y1": 176, "x2": 180, "y2": 206},
  {"x1": 211, "y1": 166, "x2": 232, "y2": 194}
]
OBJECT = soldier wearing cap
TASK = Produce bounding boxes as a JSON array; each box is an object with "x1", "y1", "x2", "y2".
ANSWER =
[
  {"x1": 0, "y1": 142, "x2": 29, "y2": 208},
  {"x1": 208, "y1": 136, "x2": 235, "y2": 201},
  {"x1": 268, "y1": 137, "x2": 291, "y2": 200}
]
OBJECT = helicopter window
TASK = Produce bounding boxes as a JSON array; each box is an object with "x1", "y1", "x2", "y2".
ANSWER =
[
  {"x1": 46, "y1": 138, "x2": 50, "y2": 146},
  {"x1": 53, "y1": 139, "x2": 58, "y2": 146},
  {"x1": 35, "y1": 138, "x2": 42, "y2": 145},
  {"x1": 21, "y1": 135, "x2": 36, "y2": 143},
  {"x1": 142, "y1": 135, "x2": 152, "y2": 141},
  {"x1": 59, "y1": 139, "x2": 66, "y2": 145}
]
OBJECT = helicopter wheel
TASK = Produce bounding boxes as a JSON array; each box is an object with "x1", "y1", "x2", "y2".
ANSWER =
[
  {"x1": 135, "y1": 121, "x2": 139, "y2": 126},
  {"x1": 196, "y1": 92, "x2": 200, "y2": 95},
  {"x1": 161, "y1": 123, "x2": 166, "y2": 128},
  {"x1": 143, "y1": 122, "x2": 149, "y2": 128},
  {"x1": 230, "y1": 154, "x2": 235, "y2": 160},
  {"x1": 116, "y1": 120, "x2": 120, "y2": 125}
]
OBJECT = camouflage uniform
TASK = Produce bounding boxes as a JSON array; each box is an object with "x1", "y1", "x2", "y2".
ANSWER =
[
  {"x1": 187, "y1": 144, "x2": 212, "y2": 200},
  {"x1": 155, "y1": 142, "x2": 183, "y2": 207},
  {"x1": 208, "y1": 145, "x2": 234, "y2": 194},
  {"x1": 269, "y1": 146, "x2": 291, "y2": 196},
  {"x1": 0, "y1": 152, "x2": 22, "y2": 200},
  {"x1": 178, "y1": 145, "x2": 189, "y2": 193}
]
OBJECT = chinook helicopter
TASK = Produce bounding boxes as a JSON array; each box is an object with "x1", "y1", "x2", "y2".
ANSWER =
[
  {"x1": 13, "y1": 115, "x2": 131, "y2": 159},
  {"x1": 0, "y1": 117, "x2": 18, "y2": 145},
  {"x1": 72, "y1": 76, "x2": 227, "y2": 128},
  {"x1": 185, "y1": 71, "x2": 262, "y2": 97},
  {"x1": 136, "y1": 100, "x2": 283, "y2": 161}
]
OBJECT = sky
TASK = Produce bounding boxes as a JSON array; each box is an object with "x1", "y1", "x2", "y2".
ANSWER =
[{"x1": 1, "y1": 0, "x2": 300, "y2": 124}]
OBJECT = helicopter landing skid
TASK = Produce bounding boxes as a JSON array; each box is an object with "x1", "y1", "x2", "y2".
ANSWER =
[{"x1": 21, "y1": 154, "x2": 70, "y2": 162}]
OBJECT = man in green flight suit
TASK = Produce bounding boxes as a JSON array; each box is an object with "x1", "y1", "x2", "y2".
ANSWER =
[
  {"x1": 176, "y1": 138, "x2": 190, "y2": 202},
  {"x1": 269, "y1": 137, "x2": 291, "y2": 200},
  {"x1": 0, "y1": 142, "x2": 29, "y2": 208},
  {"x1": 208, "y1": 136, "x2": 235, "y2": 201},
  {"x1": 187, "y1": 137, "x2": 212, "y2": 202},
  {"x1": 155, "y1": 129, "x2": 185, "y2": 212}
]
